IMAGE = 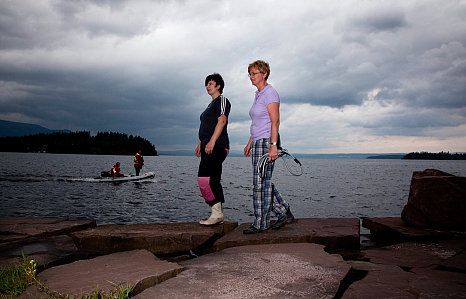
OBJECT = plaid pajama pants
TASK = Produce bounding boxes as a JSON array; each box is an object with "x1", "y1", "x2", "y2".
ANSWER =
[{"x1": 251, "y1": 138, "x2": 289, "y2": 230}]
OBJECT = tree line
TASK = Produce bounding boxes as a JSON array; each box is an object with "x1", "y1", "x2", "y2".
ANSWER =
[
  {"x1": 403, "y1": 151, "x2": 466, "y2": 160},
  {"x1": 0, "y1": 131, "x2": 157, "y2": 156}
]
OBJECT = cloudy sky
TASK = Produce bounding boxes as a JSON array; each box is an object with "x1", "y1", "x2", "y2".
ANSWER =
[{"x1": 1, "y1": 0, "x2": 465, "y2": 154}]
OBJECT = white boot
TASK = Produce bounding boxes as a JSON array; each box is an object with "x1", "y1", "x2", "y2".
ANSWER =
[{"x1": 199, "y1": 202, "x2": 224, "y2": 226}]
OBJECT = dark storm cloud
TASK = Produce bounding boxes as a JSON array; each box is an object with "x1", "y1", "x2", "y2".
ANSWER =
[
  {"x1": 51, "y1": 0, "x2": 153, "y2": 38},
  {"x1": 0, "y1": 1, "x2": 465, "y2": 153},
  {"x1": 0, "y1": 0, "x2": 154, "y2": 51},
  {"x1": 351, "y1": 108, "x2": 464, "y2": 133},
  {"x1": 350, "y1": 9, "x2": 407, "y2": 33},
  {"x1": 0, "y1": 2, "x2": 59, "y2": 50},
  {"x1": 373, "y1": 41, "x2": 466, "y2": 110},
  {"x1": 0, "y1": 65, "x2": 200, "y2": 137}
]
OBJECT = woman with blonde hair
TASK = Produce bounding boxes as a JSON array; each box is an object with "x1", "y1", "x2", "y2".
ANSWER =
[{"x1": 243, "y1": 60, "x2": 294, "y2": 234}]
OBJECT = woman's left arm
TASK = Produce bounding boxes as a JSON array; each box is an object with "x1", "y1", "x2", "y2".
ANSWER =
[{"x1": 267, "y1": 102, "x2": 280, "y2": 160}]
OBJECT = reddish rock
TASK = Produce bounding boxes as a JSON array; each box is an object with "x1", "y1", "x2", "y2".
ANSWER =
[
  {"x1": 134, "y1": 243, "x2": 350, "y2": 298},
  {"x1": 19, "y1": 250, "x2": 184, "y2": 298},
  {"x1": 6, "y1": 216, "x2": 465, "y2": 298},
  {"x1": 362, "y1": 217, "x2": 463, "y2": 243},
  {"x1": 343, "y1": 262, "x2": 417, "y2": 299},
  {"x1": 71, "y1": 221, "x2": 238, "y2": 256},
  {"x1": 401, "y1": 169, "x2": 466, "y2": 230},
  {"x1": 0, "y1": 217, "x2": 95, "y2": 269},
  {"x1": 213, "y1": 218, "x2": 360, "y2": 252},
  {"x1": 411, "y1": 267, "x2": 466, "y2": 298},
  {"x1": 0, "y1": 217, "x2": 96, "y2": 249},
  {"x1": 0, "y1": 235, "x2": 77, "y2": 269},
  {"x1": 439, "y1": 250, "x2": 466, "y2": 273},
  {"x1": 345, "y1": 261, "x2": 466, "y2": 298},
  {"x1": 362, "y1": 240, "x2": 464, "y2": 269}
]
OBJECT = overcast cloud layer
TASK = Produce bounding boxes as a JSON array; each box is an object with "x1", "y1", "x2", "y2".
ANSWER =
[{"x1": 1, "y1": 0, "x2": 465, "y2": 153}]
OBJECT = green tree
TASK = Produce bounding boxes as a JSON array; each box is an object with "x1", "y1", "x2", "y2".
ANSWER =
[{"x1": 0, "y1": 131, "x2": 158, "y2": 155}]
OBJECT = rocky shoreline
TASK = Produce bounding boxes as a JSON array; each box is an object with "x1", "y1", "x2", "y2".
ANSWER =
[
  {"x1": 0, "y1": 216, "x2": 464, "y2": 298},
  {"x1": 1, "y1": 169, "x2": 465, "y2": 298}
]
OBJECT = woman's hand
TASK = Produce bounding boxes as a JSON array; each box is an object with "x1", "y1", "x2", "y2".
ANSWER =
[
  {"x1": 195, "y1": 143, "x2": 201, "y2": 157},
  {"x1": 244, "y1": 142, "x2": 251, "y2": 157},
  {"x1": 205, "y1": 140, "x2": 215, "y2": 154},
  {"x1": 269, "y1": 145, "x2": 278, "y2": 161}
]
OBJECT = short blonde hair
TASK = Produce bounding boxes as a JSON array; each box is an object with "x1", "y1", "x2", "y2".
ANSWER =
[{"x1": 248, "y1": 60, "x2": 270, "y2": 80}]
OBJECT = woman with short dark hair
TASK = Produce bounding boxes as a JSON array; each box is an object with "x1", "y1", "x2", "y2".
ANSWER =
[{"x1": 195, "y1": 73, "x2": 231, "y2": 225}]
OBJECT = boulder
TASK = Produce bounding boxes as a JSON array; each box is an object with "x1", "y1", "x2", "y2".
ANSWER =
[{"x1": 401, "y1": 169, "x2": 466, "y2": 230}]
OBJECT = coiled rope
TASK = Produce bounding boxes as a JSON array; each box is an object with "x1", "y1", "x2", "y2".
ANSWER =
[{"x1": 257, "y1": 148, "x2": 303, "y2": 178}]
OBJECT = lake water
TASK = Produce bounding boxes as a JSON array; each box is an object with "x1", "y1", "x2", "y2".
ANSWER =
[{"x1": 1, "y1": 152, "x2": 465, "y2": 225}]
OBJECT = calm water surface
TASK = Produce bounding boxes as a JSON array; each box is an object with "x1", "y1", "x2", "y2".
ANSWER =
[{"x1": 1, "y1": 152, "x2": 465, "y2": 225}]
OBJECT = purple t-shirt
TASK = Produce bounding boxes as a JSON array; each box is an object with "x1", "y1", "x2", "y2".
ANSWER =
[{"x1": 249, "y1": 84, "x2": 280, "y2": 141}]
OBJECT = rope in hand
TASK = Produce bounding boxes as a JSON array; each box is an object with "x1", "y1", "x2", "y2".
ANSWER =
[{"x1": 257, "y1": 148, "x2": 303, "y2": 178}]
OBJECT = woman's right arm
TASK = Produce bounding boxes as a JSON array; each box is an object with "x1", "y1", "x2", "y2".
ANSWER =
[
  {"x1": 244, "y1": 137, "x2": 253, "y2": 157},
  {"x1": 195, "y1": 142, "x2": 201, "y2": 157}
]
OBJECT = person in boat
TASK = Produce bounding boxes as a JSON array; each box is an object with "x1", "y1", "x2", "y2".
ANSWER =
[
  {"x1": 195, "y1": 73, "x2": 231, "y2": 226},
  {"x1": 111, "y1": 162, "x2": 124, "y2": 177},
  {"x1": 133, "y1": 150, "x2": 144, "y2": 176}
]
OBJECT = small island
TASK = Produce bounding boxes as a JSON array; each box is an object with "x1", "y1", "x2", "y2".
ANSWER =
[
  {"x1": 0, "y1": 131, "x2": 157, "y2": 156},
  {"x1": 403, "y1": 151, "x2": 466, "y2": 160}
]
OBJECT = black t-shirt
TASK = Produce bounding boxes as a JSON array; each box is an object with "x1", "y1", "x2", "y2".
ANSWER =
[{"x1": 198, "y1": 95, "x2": 231, "y2": 149}]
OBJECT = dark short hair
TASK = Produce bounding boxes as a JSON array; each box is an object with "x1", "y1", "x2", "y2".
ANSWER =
[{"x1": 205, "y1": 73, "x2": 224, "y2": 94}]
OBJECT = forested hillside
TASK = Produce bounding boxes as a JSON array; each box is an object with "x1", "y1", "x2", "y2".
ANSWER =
[
  {"x1": 403, "y1": 151, "x2": 466, "y2": 160},
  {"x1": 0, "y1": 131, "x2": 157, "y2": 156}
]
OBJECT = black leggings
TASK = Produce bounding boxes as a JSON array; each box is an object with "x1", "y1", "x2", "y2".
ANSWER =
[{"x1": 197, "y1": 145, "x2": 228, "y2": 206}]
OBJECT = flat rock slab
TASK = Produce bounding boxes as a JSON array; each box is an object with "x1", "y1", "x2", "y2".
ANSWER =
[
  {"x1": 0, "y1": 217, "x2": 96, "y2": 249},
  {"x1": 344, "y1": 261, "x2": 418, "y2": 299},
  {"x1": 439, "y1": 250, "x2": 466, "y2": 272},
  {"x1": 71, "y1": 221, "x2": 238, "y2": 256},
  {"x1": 344, "y1": 261, "x2": 466, "y2": 298},
  {"x1": 135, "y1": 243, "x2": 350, "y2": 299},
  {"x1": 0, "y1": 235, "x2": 77, "y2": 269},
  {"x1": 362, "y1": 239, "x2": 466, "y2": 269},
  {"x1": 19, "y1": 249, "x2": 184, "y2": 298},
  {"x1": 410, "y1": 267, "x2": 466, "y2": 297},
  {"x1": 362, "y1": 217, "x2": 466, "y2": 243},
  {"x1": 213, "y1": 218, "x2": 360, "y2": 252}
]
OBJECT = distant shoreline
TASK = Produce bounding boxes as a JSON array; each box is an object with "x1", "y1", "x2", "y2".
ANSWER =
[
  {"x1": 159, "y1": 151, "x2": 466, "y2": 160},
  {"x1": 159, "y1": 150, "x2": 407, "y2": 159},
  {"x1": 402, "y1": 151, "x2": 466, "y2": 160}
]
